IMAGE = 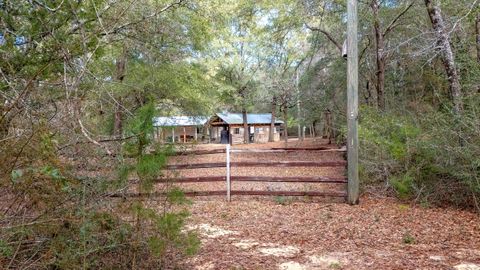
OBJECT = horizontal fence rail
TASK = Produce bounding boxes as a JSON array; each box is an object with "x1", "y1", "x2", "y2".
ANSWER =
[
  {"x1": 165, "y1": 161, "x2": 346, "y2": 170},
  {"x1": 111, "y1": 190, "x2": 347, "y2": 198},
  {"x1": 147, "y1": 144, "x2": 348, "y2": 201},
  {"x1": 172, "y1": 147, "x2": 346, "y2": 156},
  {"x1": 153, "y1": 176, "x2": 347, "y2": 183},
  {"x1": 231, "y1": 190, "x2": 346, "y2": 197},
  {"x1": 231, "y1": 161, "x2": 346, "y2": 167},
  {"x1": 231, "y1": 148, "x2": 346, "y2": 153},
  {"x1": 166, "y1": 162, "x2": 226, "y2": 170},
  {"x1": 173, "y1": 149, "x2": 226, "y2": 155}
]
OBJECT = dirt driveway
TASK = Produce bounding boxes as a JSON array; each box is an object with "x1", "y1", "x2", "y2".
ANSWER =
[
  {"x1": 186, "y1": 197, "x2": 479, "y2": 270},
  {"x1": 167, "y1": 139, "x2": 480, "y2": 270}
]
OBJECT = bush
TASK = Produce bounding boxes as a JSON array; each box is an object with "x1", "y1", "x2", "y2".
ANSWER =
[
  {"x1": 0, "y1": 103, "x2": 198, "y2": 269},
  {"x1": 358, "y1": 104, "x2": 480, "y2": 209}
]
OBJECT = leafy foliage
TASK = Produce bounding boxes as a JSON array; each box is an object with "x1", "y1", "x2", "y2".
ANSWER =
[
  {"x1": 358, "y1": 105, "x2": 480, "y2": 207},
  {"x1": 1, "y1": 0, "x2": 480, "y2": 268}
]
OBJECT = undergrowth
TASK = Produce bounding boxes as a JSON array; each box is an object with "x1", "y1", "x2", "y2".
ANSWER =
[
  {"x1": 357, "y1": 102, "x2": 480, "y2": 210},
  {"x1": 0, "y1": 102, "x2": 198, "y2": 269}
]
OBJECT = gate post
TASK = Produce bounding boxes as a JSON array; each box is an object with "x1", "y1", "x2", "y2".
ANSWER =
[
  {"x1": 347, "y1": 0, "x2": 360, "y2": 205},
  {"x1": 226, "y1": 144, "x2": 231, "y2": 202}
]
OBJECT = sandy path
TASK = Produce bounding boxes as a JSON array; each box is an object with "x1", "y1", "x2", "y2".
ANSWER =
[
  {"x1": 160, "y1": 138, "x2": 346, "y2": 196},
  {"x1": 160, "y1": 139, "x2": 480, "y2": 269}
]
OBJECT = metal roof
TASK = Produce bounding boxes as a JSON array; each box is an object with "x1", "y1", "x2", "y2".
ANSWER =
[
  {"x1": 153, "y1": 116, "x2": 209, "y2": 127},
  {"x1": 215, "y1": 112, "x2": 283, "y2": 125}
]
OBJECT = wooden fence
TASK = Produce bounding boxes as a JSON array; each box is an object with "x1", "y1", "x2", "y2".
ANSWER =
[{"x1": 114, "y1": 144, "x2": 347, "y2": 201}]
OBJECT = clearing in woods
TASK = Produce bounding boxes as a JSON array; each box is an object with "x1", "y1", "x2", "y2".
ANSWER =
[{"x1": 160, "y1": 139, "x2": 480, "y2": 270}]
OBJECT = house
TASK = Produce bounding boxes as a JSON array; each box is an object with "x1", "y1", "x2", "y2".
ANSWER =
[
  {"x1": 208, "y1": 112, "x2": 283, "y2": 144},
  {"x1": 153, "y1": 116, "x2": 209, "y2": 143},
  {"x1": 153, "y1": 113, "x2": 283, "y2": 144}
]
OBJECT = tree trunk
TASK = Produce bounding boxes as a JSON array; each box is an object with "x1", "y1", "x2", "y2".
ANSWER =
[
  {"x1": 283, "y1": 106, "x2": 288, "y2": 143},
  {"x1": 324, "y1": 109, "x2": 333, "y2": 144},
  {"x1": 113, "y1": 99, "x2": 123, "y2": 138},
  {"x1": 365, "y1": 80, "x2": 373, "y2": 106},
  {"x1": 268, "y1": 96, "x2": 276, "y2": 142},
  {"x1": 476, "y1": 13, "x2": 480, "y2": 63},
  {"x1": 242, "y1": 108, "x2": 249, "y2": 144},
  {"x1": 372, "y1": 0, "x2": 386, "y2": 110},
  {"x1": 0, "y1": 113, "x2": 12, "y2": 140},
  {"x1": 202, "y1": 125, "x2": 209, "y2": 143},
  {"x1": 424, "y1": 0, "x2": 463, "y2": 115},
  {"x1": 312, "y1": 119, "x2": 318, "y2": 137},
  {"x1": 296, "y1": 77, "x2": 302, "y2": 141},
  {"x1": 113, "y1": 49, "x2": 127, "y2": 138}
]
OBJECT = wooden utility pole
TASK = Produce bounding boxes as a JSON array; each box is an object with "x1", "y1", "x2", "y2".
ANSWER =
[{"x1": 347, "y1": 0, "x2": 359, "y2": 205}]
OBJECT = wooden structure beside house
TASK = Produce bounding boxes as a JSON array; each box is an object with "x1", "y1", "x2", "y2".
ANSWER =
[
  {"x1": 153, "y1": 113, "x2": 283, "y2": 144},
  {"x1": 208, "y1": 113, "x2": 283, "y2": 144},
  {"x1": 153, "y1": 116, "x2": 208, "y2": 143}
]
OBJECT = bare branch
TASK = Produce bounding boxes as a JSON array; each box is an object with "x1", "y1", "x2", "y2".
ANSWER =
[
  {"x1": 104, "y1": 0, "x2": 185, "y2": 35},
  {"x1": 31, "y1": 0, "x2": 65, "y2": 12},
  {"x1": 383, "y1": 1, "x2": 415, "y2": 37},
  {"x1": 305, "y1": 24, "x2": 343, "y2": 53}
]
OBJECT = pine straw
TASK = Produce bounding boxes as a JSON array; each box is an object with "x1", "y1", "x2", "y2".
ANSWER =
[
  {"x1": 184, "y1": 196, "x2": 480, "y2": 269},
  {"x1": 160, "y1": 138, "x2": 346, "y2": 196},
  {"x1": 160, "y1": 139, "x2": 480, "y2": 269}
]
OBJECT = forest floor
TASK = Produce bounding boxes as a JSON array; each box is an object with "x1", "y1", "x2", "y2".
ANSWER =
[
  {"x1": 166, "y1": 139, "x2": 480, "y2": 270},
  {"x1": 185, "y1": 197, "x2": 480, "y2": 270}
]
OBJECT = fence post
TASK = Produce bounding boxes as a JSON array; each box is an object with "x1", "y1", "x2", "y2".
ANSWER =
[
  {"x1": 226, "y1": 144, "x2": 231, "y2": 202},
  {"x1": 347, "y1": 0, "x2": 359, "y2": 205}
]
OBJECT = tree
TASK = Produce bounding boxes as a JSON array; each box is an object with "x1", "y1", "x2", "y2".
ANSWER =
[
  {"x1": 204, "y1": 0, "x2": 268, "y2": 143},
  {"x1": 370, "y1": 0, "x2": 415, "y2": 110},
  {"x1": 476, "y1": 13, "x2": 480, "y2": 63},
  {"x1": 424, "y1": 0, "x2": 463, "y2": 115},
  {"x1": 0, "y1": 0, "x2": 217, "y2": 267}
]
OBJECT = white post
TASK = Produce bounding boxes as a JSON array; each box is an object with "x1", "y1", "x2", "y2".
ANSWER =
[
  {"x1": 296, "y1": 70, "x2": 302, "y2": 141},
  {"x1": 194, "y1": 126, "x2": 198, "y2": 141},
  {"x1": 347, "y1": 0, "x2": 359, "y2": 204},
  {"x1": 172, "y1": 128, "x2": 175, "y2": 143},
  {"x1": 226, "y1": 144, "x2": 231, "y2": 202}
]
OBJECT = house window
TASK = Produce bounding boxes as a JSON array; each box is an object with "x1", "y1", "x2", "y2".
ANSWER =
[{"x1": 234, "y1": 128, "x2": 240, "y2": 134}]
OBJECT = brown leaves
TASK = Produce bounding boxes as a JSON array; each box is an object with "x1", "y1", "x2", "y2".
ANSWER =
[{"x1": 168, "y1": 139, "x2": 480, "y2": 269}]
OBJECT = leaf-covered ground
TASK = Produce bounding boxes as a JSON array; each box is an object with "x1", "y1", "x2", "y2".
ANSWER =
[
  {"x1": 167, "y1": 139, "x2": 480, "y2": 269},
  {"x1": 186, "y1": 197, "x2": 480, "y2": 270},
  {"x1": 162, "y1": 138, "x2": 346, "y2": 195}
]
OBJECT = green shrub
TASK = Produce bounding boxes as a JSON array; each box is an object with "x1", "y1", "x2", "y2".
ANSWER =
[
  {"x1": 358, "y1": 104, "x2": 480, "y2": 208},
  {"x1": 274, "y1": 196, "x2": 288, "y2": 205},
  {"x1": 0, "y1": 102, "x2": 198, "y2": 269},
  {"x1": 389, "y1": 173, "x2": 414, "y2": 200},
  {"x1": 402, "y1": 232, "x2": 415, "y2": 244}
]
